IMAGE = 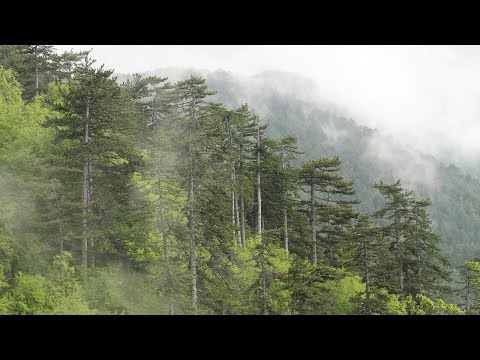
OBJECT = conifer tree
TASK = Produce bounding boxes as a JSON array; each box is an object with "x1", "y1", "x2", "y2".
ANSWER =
[
  {"x1": 260, "y1": 136, "x2": 301, "y2": 253},
  {"x1": 49, "y1": 57, "x2": 143, "y2": 270},
  {"x1": 172, "y1": 75, "x2": 215, "y2": 311},
  {"x1": 350, "y1": 214, "x2": 387, "y2": 314},
  {"x1": 373, "y1": 180, "x2": 450, "y2": 299},
  {"x1": 459, "y1": 258, "x2": 480, "y2": 314},
  {"x1": 299, "y1": 157, "x2": 356, "y2": 265}
]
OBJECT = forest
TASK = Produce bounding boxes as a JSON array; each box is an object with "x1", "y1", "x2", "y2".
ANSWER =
[{"x1": 0, "y1": 45, "x2": 479, "y2": 315}]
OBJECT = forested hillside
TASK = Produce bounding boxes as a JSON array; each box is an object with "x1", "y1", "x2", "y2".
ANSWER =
[
  {"x1": 136, "y1": 68, "x2": 480, "y2": 266},
  {"x1": 1, "y1": 45, "x2": 479, "y2": 314}
]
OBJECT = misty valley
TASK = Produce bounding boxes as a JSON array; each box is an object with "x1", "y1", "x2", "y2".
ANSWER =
[{"x1": 0, "y1": 45, "x2": 479, "y2": 315}]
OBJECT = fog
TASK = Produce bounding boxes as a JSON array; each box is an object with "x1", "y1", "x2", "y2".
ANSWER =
[{"x1": 56, "y1": 45, "x2": 480, "y2": 168}]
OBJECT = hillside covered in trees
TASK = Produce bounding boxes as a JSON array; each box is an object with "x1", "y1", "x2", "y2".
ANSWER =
[
  {"x1": 0, "y1": 45, "x2": 479, "y2": 315},
  {"x1": 141, "y1": 68, "x2": 480, "y2": 266}
]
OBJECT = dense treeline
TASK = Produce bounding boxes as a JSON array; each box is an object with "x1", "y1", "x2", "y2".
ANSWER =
[
  {"x1": 184, "y1": 69, "x2": 480, "y2": 267},
  {"x1": 0, "y1": 45, "x2": 474, "y2": 314}
]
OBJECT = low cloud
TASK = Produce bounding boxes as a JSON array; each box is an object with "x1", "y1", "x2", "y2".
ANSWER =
[
  {"x1": 56, "y1": 45, "x2": 480, "y2": 171},
  {"x1": 362, "y1": 132, "x2": 440, "y2": 191}
]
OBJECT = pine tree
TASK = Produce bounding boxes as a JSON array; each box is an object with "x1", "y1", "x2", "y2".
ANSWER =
[
  {"x1": 372, "y1": 180, "x2": 412, "y2": 299},
  {"x1": 350, "y1": 214, "x2": 388, "y2": 314},
  {"x1": 254, "y1": 115, "x2": 268, "y2": 236},
  {"x1": 51, "y1": 48, "x2": 92, "y2": 83},
  {"x1": 172, "y1": 75, "x2": 215, "y2": 311},
  {"x1": 231, "y1": 104, "x2": 258, "y2": 247},
  {"x1": 0, "y1": 45, "x2": 88, "y2": 100},
  {"x1": 404, "y1": 198, "x2": 450, "y2": 297},
  {"x1": 260, "y1": 136, "x2": 301, "y2": 253},
  {"x1": 373, "y1": 180, "x2": 450, "y2": 300},
  {"x1": 459, "y1": 258, "x2": 480, "y2": 314},
  {"x1": 299, "y1": 156, "x2": 357, "y2": 265},
  {"x1": 0, "y1": 46, "x2": 465, "y2": 315},
  {"x1": 0, "y1": 45, "x2": 55, "y2": 99},
  {"x1": 48, "y1": 57, "x2": 143, "y2": 270}
]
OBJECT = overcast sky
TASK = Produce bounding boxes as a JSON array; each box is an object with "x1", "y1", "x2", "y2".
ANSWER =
[{"x1": 55, "y1": 45, "x2": 480, "y2": 164}]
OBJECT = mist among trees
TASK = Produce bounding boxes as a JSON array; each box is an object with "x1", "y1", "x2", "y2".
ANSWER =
[{"x1": 0, "y1": 45, "x2": 477, "y2": 315}]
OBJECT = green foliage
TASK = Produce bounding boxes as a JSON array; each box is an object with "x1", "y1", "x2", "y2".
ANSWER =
[
  {"x1": 7, "y1": 272, "x2": 54, "y2": 314},
  {"x1": 324, "y1": 274, "x2": 365, "y2": 314},
  {"x1": 83, "y1": 264, "x2": 167, "y2": 314},
  {"x1": 384, "y1": 291, "x2": 407, "y2": 315},
  {"x1": 1, "y1": 253, "x2": 93, "y2": 315},
  {"x1": 372, "y1": 180, "x2": 450, "y2": 299},
  {"x1": 0, "y1": 49, "x2": 466, "y2": 315},
  {"x1": 0, "y1": 45, "x2": 88, "y2": 100},
  {"x1": 405, "y1": 294, "x2": 464, "y2": 315},
  {"x1": 458, "y1": 258, "x2": 480, "y2": 314}
]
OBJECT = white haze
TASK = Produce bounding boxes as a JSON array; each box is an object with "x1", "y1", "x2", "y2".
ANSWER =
[{"x1": 55, "y1": 45, "x2": 480, "y2": 168}]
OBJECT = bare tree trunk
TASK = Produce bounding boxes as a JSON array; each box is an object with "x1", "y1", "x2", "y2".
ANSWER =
[
  {"x1": 232, "y1": 165, "x2": 241, "y2": 246},
  {"x1": 81, "y1": 96, "x2": 90, "y2": 268},
  {"x1": 234, "y1": 189, "x2": 241, "y2": 246},
  {"x1": 228, "y1": 116, "x2": 239, "y2": 244},
  {"x1": 310, "y1": 183, "x2": 317, "y2": 265},
  {"x1": 34, "y1": 45, "x2": 39, "y2": 97},
  {"x1": 284, "y1": 207, "x2": 289, "y2": 255},
  {"x1": 256, "y1": 116, "x2": 262, "y2": 236},
  {"x1": 239, "y1": 144, "x2": 246, "y2": 247},
  {"x1": 240, "y1": 196, "x2": 246, "y2": 247}
]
